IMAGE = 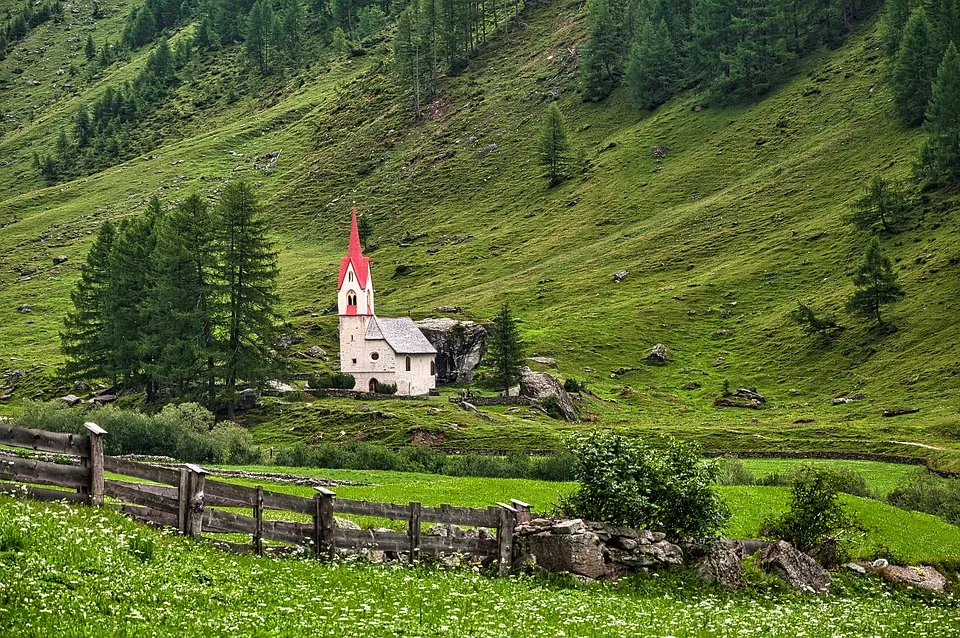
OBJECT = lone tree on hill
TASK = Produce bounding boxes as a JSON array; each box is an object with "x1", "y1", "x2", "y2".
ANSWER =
[
  {"x1": 488, "y1": 303, "x2": 525, "y2": 396},
  {"x1": 918, "y1": 42, "x2": 960, "y2": 185},
  {"x1": 539, "y1": 102, "x2": 571, "y2": 186},
  {"x1": 85, "y1": 34, "x2": 96, "y2": 60},
  {"x1": 847, "y1": 238, "x2": 905, "y2": 328},
  {"x1": 850, "y1": 176, "x2": 910, "y2": 233}
]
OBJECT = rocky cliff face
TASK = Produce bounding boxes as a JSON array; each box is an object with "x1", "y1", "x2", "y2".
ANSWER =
[{"x1": 416, "y1": 318, "x2": 488, "y2": 384}]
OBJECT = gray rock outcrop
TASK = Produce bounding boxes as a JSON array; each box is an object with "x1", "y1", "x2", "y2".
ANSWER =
[
  {"x1": 416, "y1": 318, "x2": 488, "y2": 384},
  {"x1": 696, "y1": 542, "x2": 745, "y2": 590},
  {"x1": 520, "y1": 370, "x2": 579, "y2": 422},
  {"x1": 647, "y1": 344, "x2": 667, "y2": 364},
  {"x1": 878, "y1": 565, "x2": 947, "y2": 593},
  {"x1": 756, "y1": 540, "x2": 831, "y2": 594}
]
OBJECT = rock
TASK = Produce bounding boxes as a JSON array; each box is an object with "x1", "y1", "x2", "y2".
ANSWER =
[
  {"x1": 90, "y1": 394, "x2": 117, "y2": 405},
  {"x1": 646, "y1": 344, "x2": 667, "y2": 365},
  {"x1": 264, "y1": 380, "x2": 296, "y2": 396},
  {"x1": 879, "y1": 565, "x2": 947, "y2": 593},
  {"x1": 436, "y1": 305, "x2": 461, "y2": 313},
  {"x1": 481, "y1": 143, "x2": 498, "y2": 154},
  {"x1": 637, "y1": 540, "x2": 684, "y2": 565},
  {"x1": 613, "y1": 537, "x2": 638, "y2": 551},
  {"x1": 52, "y1": 255, "x2": 68, "y2": 265},
  {"x1": 756, "y1": 541, "x2": 831, "y2": 594},
  {"x1": 299, "y1": 346, "x2": 328, "y2": 361},
  {"x1": 334, "y1": 517, "x2": 361, "y2": 530},
  {"x1": 17, "y1": 304, "x2": 31, "y2": 314},
  {"x1": 275, "y1": 333, "x2": 304, "y2": 349},
  {"x1": 73, "y1": 381, "x2": 90, "y2": 393},
  {"x1": 843, "y1": 562, "x2": 867, "y2": 575},
  {"x1": 60, "y1": 394, "x2": 81, "y2": 407},
  {"x1": 551, "y1": 519, "x2": 586, "y2": 535},
  {"x1": 515, "y1": 518, "x2": 556, "y2": 536},
  {"x1": 613, "y1": 270, "x2": 628, "y2": 283},
  {"x1": 682, "y1": 381, "x2": 701, "y2": 390},
  {"x1": 516, "y1": 530, "x2": 606, "y2": 579},
  {"x1": 519, "y1": 371, "x2": 579, "y2": 422},
  {"x1": 883, "y1": 407, "x2": 920, "y2": 417},
  {"x1": 696, "y1": 542, "x2": 745, "y2": 590},
  {"x1": 416, "y1": 318, "x2": 488, "y2": 384},
  {"x1": 832, "y1": 397, "x2": 854, "y2": 405},
  {"x1": 237, "y1": 388, "x2": 260, "y2": 410},
  {"x1": 528, "y1": 356, "x2": 557, "y2": 367},
  {"x1": 5, "y1": 369, "x2": 26, "y2": 386},
  {"x1": 871, "y1": 558, "x2": 889, "y2": 569},
  {"x1": 733, "y1": 388, "x2": 766, "y2": 403}
]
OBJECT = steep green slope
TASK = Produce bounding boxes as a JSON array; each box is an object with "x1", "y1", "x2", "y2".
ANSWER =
[{"x1": 1, "y1": 0, "x2": 958, "y2": 467}]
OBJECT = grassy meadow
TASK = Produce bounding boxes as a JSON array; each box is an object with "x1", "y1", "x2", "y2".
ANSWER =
[{"x1": 2, "y1": 495, "x2": 959, "y2": 637}]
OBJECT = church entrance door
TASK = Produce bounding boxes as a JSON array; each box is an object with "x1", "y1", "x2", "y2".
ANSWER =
[{"x1": 369, "y1": 378, "x2": 378, "y2": 392}]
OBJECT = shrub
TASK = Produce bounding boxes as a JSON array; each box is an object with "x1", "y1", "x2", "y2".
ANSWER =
[
  {"x1": 563, "y1": 378, "x2": 584, "y2": 393},
  {"x1": 715, "y1": 457, "x2": 756, "y2": 486},
  {"x1": 540, "y1": 395, "x2": 563, "y2": 419},
  {"x1": 373, "y1": 381, "x2": 397, "y2": 395},
  {"x1": 763, "y1": 466, "x2": 864, "y2": 559},
  {"x1": 556, "y1": 431, "x2": 730, "y2": 541},
  {"x1": 309, "y1": 373, "x2": 356, "y2": 390},
  {"x1": 756, "y1": 465, "x2": 876, "y2": 499},
  {"x1": 888, "y1": 470, "x2": 960, "y2": 526}
]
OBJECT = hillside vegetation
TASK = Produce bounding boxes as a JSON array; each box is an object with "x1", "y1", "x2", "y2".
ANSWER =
[{"x1": 1, "y1": 0, "x2": 959, "y2": 467}]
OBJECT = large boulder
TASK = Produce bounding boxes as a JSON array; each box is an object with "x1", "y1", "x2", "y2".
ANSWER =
[
  {"x1": 416, "y1": 318, "x2": 488, "y2": 384},
  {"x1": 520, "y1": 370, "x2": 579, "y2": 422},
  {"x1": 756, "y1": 541, "x2": 831, "y2": 594},
  {"x1": 878, "y1": 565, "x2": 948, "y2": 593},
  {"x1": 516, "y1": 526, "x2": 606, "y2": 579},
  {"x1": 696, "y1": 542, "x2": 745, "y2": 590}
]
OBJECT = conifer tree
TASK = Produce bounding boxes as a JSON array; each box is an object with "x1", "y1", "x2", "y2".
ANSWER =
[
  {"x1": 884, "y1": 0, "x2": 913, "y2": 54},
  {"x1": 85, "y1": 33, "x2": 96, "y2": 60},
  {"x1": 539, "y1": 102, "x2": 571, "y2": 186},
  {"x1": 154, "y1": 194, "x2": 222, "y2": 404},
  {"x1": 850, "y1": 176, "x2": 910, "y2": 233},
  {"x1": 487, "y1": 303, "x2": 525, "y2": 395},
  {"x1": 689, "y1": 0, "x2": 737, "y2": 83},
  {"x1": 61, "y1": 221, "x2": 117, "y2": 383},
  {"x1": 280, "y1": 0, "x2": 306, "y2": 66},
  {"x1": 847, "y1": 238, "x2": 905, "y2": 328},
  {"x1": 722, "y1": 0, "x2": 791, "y2": 97},
  {"x1": 918, "y1": 42, "x2": 960, "y2": 184},
  {"x1": 892, "y1": 7, "x2": 939, "y2": 126},
  {"x1": 73, "y1": 108, "x2": 92, "y2": 149},
  {"x1": 246, "y1": 0, "x2": 275, "y2": 74},
  {"x1": 395, "y1": 6, "x2": 424, "y2": 116},
  {"x1": 218, "y1": 182, "x2": 280, "y2": 420},
  {"x1": 357, "y1": 213, "x2": 373, "y2": 250},
  {"x1": 580, "y1": 0, "x2": 626, "y2": 101},
  {"x1": 625, "y1": 19, "x2": 682, "y2": 110}
]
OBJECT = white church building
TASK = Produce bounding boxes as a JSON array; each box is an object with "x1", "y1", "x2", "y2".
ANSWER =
[{"x1": 337, "y1": 207, "x2": 437, "y2": 395}]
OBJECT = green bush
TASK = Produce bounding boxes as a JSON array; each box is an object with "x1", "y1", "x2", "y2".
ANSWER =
[
  {"x1": 540, "y1": 395, "x2": 563, "y2": 419},
  {"x1": 563, "y1": 378, "x2": 584, "y2": 393},
  {"x1": 715, "y1": 457, "x2": 756, "y2": 486},
  {"x1": 556, "y1": 431, "x2": 730, "y2": 541},
  {"x1": 763, "y1": 466, "x2": 864, "y2": 559},
  {"x1": 888, "y1": 470, "x2": 960, "y2": 526},
  {"x1": 309, "y1": 373, "x2": 356, "y2": 390},
  {"x1": 373, "y1": 381, "x2": 397, "y2": 395},
  {"x1": 756, "y1": 465, "x2": 876, "y2": 499}
]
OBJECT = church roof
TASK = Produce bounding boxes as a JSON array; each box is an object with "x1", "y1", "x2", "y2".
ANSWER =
[
  {"x1": 365, "y1": 316, "x2": 436, "y2": 354},
  {"x1": 338, "y1": 206, "x2": 370, "y2": 290}
]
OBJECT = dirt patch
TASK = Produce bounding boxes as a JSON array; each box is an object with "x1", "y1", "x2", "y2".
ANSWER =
[{"x1": 411, "y1": 430, "x2": 450, "y2": 446}]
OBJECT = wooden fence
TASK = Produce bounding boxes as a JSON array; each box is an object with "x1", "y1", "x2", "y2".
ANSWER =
[{"x1": 0, "y1": 422, "x2": 529, "y2": 574}]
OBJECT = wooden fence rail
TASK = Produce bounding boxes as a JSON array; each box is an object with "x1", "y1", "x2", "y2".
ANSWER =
[{"x1": 0, "y1": 422, "x2": 520, "y2": 574}]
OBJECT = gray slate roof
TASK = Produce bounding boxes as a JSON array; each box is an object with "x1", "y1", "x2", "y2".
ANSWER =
[{"x1": 365, "y1": 316, "x2": 436, "y2": 354}]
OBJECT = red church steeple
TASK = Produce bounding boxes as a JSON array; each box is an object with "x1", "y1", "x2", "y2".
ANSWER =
[{"x1": 338, "y1": 205, "x2": 370, "y2": 290}]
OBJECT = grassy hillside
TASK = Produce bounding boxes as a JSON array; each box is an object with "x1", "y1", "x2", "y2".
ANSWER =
[{"x1": 1, "y1": 0, "x2": 959, "y2": 467}]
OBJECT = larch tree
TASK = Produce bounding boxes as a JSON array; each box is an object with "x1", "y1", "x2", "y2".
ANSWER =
[
  {"x1": 580, "y1": 0, "x2": 627, "y2": 100},
  {"x1": 539, "y1": 102, "x2": 572, "y2": 186},
  {"x1": 847, "y1": 238, "x2": 906, "y2": 328},
  {"x1": 918, "y1": 42, "x2": 960, "y2": 185},
  {"x1": 892, "y1": 7, "x2": 939, "y2": 126},
  {"x1": 850, "y1": 176, "x2": 910, "y2": 233},
  {"x1": 625, "y1": 19, "x2": 682, "y2": 110},
  {"x1": 218, "y1": 181, "x2": 280, "y2": 420},
  {"x1": 487, "y1": 303, "x2": 525, "y2": 396},
  {"x1": 85, "y1": 33, "x2": 96, "y2": 60}
]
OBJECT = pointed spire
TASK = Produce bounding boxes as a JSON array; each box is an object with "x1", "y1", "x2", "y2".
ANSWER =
[
  {"x1": 348, "y1": 203, "x2": 363, "y2": 260},
  {"x1": 338, "y1": 203, "x2": 371, "y2": 292}
]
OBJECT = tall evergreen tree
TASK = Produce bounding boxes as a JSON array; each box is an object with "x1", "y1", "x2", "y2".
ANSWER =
[
  {"x1": 539, "y1": 102, "x2": 572, "y2": 186},
  {"x1": 891, "y1": 7, "x2": 939, "y2": 126},
  {"x1": 625, "y1": 19, "x2": 682, "y2": 109},
  {"x1": 154, "y1": 193, "x2": 222, "y2": 405},
  {"x1": 487, "y1": 303, "x2": 525, "y2": 395},
  {"x1": 918, "y1": 42, "x2": 960, "y2": 184},
  {"x1": 218, "y1": 182, "x2": 280, "y2": 420},
  {"x1": 722, "y1": 0, "x2": 791, "y2": 97},
  {"x1": 580, "y1": 0, "x2": 626, "y2": 101},
  {"x1": 884, "y1": 0, "x2": 913, "y2": 54},
  {"x1": 846, "y1": 238, "x2": 905, "y2": 328},
  {"x1": 689, "y1": 0, "x2": 737, "y2": 84},
  {"x1": 280, "y1": 0, "x2": 306, "y2": 66},
  {"x1": 61, "y1": 221, "x2": 117, "y2": 383},
  {"x1": 85, "y1": 33, "x2": 96, "y2": 60},
  {"x1": 245, "y1": 0, "x2": 275, "y2": 74}
]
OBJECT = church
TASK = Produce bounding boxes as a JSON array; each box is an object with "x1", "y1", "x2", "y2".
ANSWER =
[{"x1": 337, "y1": 207, "x2": 437, "y2": 395}]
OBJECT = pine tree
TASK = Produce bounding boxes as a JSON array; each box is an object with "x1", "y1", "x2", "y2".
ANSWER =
[
  {"x1": 918, "y1": 42, "x2": 960, "y2": 184},
  {"x1": 722, "y1": 0, "x2": 791, "y2": 97},
  {"x1": 846, "y1": 238, "x2": 905, "y2": 328},
  {"x1": 245, "y1": 0, "x2": 274, "y2": 74},
  {"x1": 154, "y1": 193, "x2": 222, "y2": 405},
  {"x1": 892, "y1": 7, "x2": 939, "y2": 126},
  {"x1": 625, "y1": 19, "x2": 682, "y2": 110},
  {"x1": 884, "y1": 0, "x2": 913, "y2": 55},
  {"x1": 218, "y1": 182, "x2": 280, "y2": 420},
  {"x1": 539, "y1": 102, "x2": 571, "y2": 186},
  {"x1": 689, "y1": 0, "x2": 737, "y2": 84},
  {"x1": 85, "y1": 33, "x2": 96, "y2": 60},
  {"x1": 280, "y1": 0, "x2": 306, "y2": 66},
  {"x1": 580, "y1": 0, "x2": 626, "y2": 101},
  {"x1": 73, "y1": 108, "x2": 92, "y2": 149},
  {"x1": 61, "y1": 221, "x2": 117, "y2": 383},
  {"x1": 850, "y1": 176, "x2": 910, "y2": 233},
  {"x1": 487, "y1": 303, "x2": 525, "y2": 395}
]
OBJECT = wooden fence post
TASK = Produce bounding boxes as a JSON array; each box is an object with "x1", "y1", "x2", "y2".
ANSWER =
[
  {"x1": 177, "y1": 468, "x2": 190, "y2": 534},
  {"x1": 511, "y1": 499, "x2": 532, "y2": 525},
  {"x1": 314, "y1": 487, "x2": 335, "y2": 560},
  {"x1": 83, "y1": 422, "x2": 106, "y2": 506},
  {"x1": 496, "y1": 502, "x2": 517, "y2": 576},
  {"x1": 253, "y1": 485, "x2": 264, "y2": 556},
  {"x1": 184, "y1": 464, "x2": 207, "y2": 538},
  {"x1": 408, "y1": 501, "x2": 422, "y2": 565}
]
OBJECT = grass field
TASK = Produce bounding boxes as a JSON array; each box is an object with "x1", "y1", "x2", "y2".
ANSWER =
[{"x1": 2, "y1": 495, "x2": 959, "y2": 637}]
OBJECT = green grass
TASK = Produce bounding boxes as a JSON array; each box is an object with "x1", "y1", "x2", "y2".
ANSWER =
[
  {"x1": 1, "y1": 0, "x2": 960, "y2": 472},
  {"x1": 3, "y1": 495, "x2": 960, "y2": 637}
]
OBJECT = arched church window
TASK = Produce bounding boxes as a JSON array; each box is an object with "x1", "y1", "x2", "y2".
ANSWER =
[
  {"x1": 347, "y1": 291, "x2": 357, "y2": 306},
  {"x1": 430, "y1": 360, "x2": 435, "y2": 376},
  {"x1": 405, "y1": 356, "x2": 411, "y2": 372},
  {"x1": 348, "y1": 271, "x2": 354, "y2": 282}
]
